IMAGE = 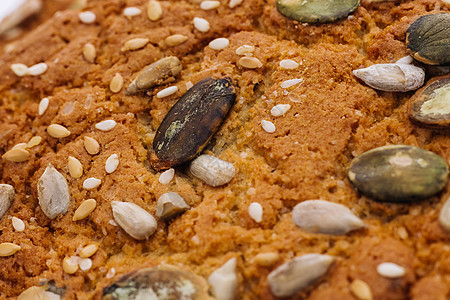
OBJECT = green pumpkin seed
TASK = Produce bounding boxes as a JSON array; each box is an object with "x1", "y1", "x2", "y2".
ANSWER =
[
  {"x1": 101, "y1": 265, "x2": 212, "y2": 300},
  {"x1": 409, "y1": 75, "x2": 450, "y2": 128},
  {"x1": 348, "y1": 145, "x2": 448, "y2": 202},
  {"x1": 406, "y1": 13, "x2": 450, "y2": 66},
  {"x1": 151, "y1": 77, "x2": 236, "y2": 170},
  {"x1": 276, "y1": 0, "x2": 360, "y2": 23}
]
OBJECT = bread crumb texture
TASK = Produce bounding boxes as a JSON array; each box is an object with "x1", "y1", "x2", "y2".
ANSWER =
[{"x1": 0, "y1": 0, "x2": 449, "y2": 299}]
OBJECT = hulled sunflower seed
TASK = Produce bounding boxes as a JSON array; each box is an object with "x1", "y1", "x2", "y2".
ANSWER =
[
  {"x1": 208, "y1": 257, "x2": 237, "y2": 300},
  {"x1": 0, "y1": 184, "x2": 15, "y2": 220},
  {"x1": 165, "y1": 34, "x2": 188, "y2": 47},
  {"x1": 12, "y1": 216, "x2": 25, "y2": 232},
  {"x1": 73, "y1": 199, "x2": 97, "y2": 221},
  {"x1": 238, "y1": 57, "x2": 262, "y2": 69},
  {"x1": 353, "y1": 63, "x2": 424, "y2": 92},
  {"x1": 2, "y1": 148, "x2": 30, "y2": 162},
  {"x1": 126, "y1": 56, "x2": 182, "y2": 95},
  {"x1": 147, "y1": 0, "x2": 162, "y2": 21},
  {"x1": 109, "y1": 73, "x2": 124, "y2": 93},
  {"x1": 68, "y1": 156, "x2": 83, "y2": 178},
  {"x1": 376, "y1": 262, "x2": 405, "y2": 278},
  {"x1": 350, "y1": 279, "x2": 373, "y2": 300},
  {"x1": 151, "y1": 77, "x2": 236, "y2": 170},
  {"x1": 27, "y1": 136, "x2": 42, "y2": 148},
  {"x1": 121, "y1": 38, "x2": 149, "y2": 52},
  {"x1": 84, "y1": 136, "x2": 100, "y2": 154},
  {"x1": 83, "y1": 43, "x2": 96, "y2": 63},
  {"x1": 189, "y1": 154, "x2": 235, "y2": 186},
  {"x1": 439, "y1": 197, "x2": 450, "y2": 233},
  {"x1": 79, "y1": 243, "x2": 99, "y2": 258},
  {"x1": 39, "y1": 97, "x2": 49, "y2": 116},
  {"x1": 0, "y1": 243, "x2": 21, "y2": 257},
  {"x1": 156, "y1": 192, "x2": 190, "y2": 220},
  {"x1": 37, "y1": 164, "x2": 70, "y2": 219},
  {"x1": 47, "y1": 124, "x2": 70, "y2": 138},
  {"x1": 111, "y1": 201, "x2": 157, "y2": 240},
  {"x1": 267, "y1": 254, "x2": 335, "y2": 297},
  {"x1": 292, "y1": 200, "x2": 366, "y2": 235}
]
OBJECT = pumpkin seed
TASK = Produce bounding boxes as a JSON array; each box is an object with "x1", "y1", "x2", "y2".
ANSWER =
[
  {"x1": 37, "y1": 164, "x2": 70, "y2": 219},
  {"x1": 292, "y1": 200, "x2": 366, "y2": 235},
  {"x1": 348, "y1": 145, "x2": 448, "y2": 202},
  {"x1": 406, "y1": 13, "x2": 450, "y2": 66},
  {"x1": 111, "y1": 201, "x2": 157, "y2": 240},
  {"x1": 189, "y1": 154, "x2": 235, "y2": 187},
  {"x1": 126, "y1": 56, "x2": 182, "y2": 95},
  {"x1": 151, "y1": 77, "x2": 236, "y2": 170},
  {"x1": 101, "y1": 265, "x2": 212, "y2": 300},
  {"x1": 208, "y1": 257, "x2": 237, "y2": 300},
  {"x1": 156, "y1": 192, "x2": 190, "y2": 220},
  {"x1": 0, "y1": 184, "x2": 15, "y2": 220},
  {"x1": 276, "y1": 0, "x2": 360, "y2": 23},
  {"x1": 267, "y1": 254, "x2": 335, "y2": 297},
  {"x1": 409, "y1": 75, "x2": 450, "y2": 128}
]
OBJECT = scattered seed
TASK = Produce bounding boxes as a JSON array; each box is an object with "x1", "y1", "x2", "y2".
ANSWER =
[
  {"x1": 193, "y1": 17, "x2": 210, "y2": 32},
  {"x1": 38, "y1": 164, "x2": 70, "y2": 219},
  {"x1": 271, "y1": 104, "x2": 291, "y2": 117},
  {"x1": 235, "y1": 45, "x2": 255, "y2": 56},
  {"x1": 109, "y1": 73, "x2": 124, "y2": 93},
  {"x1": 10, "y1": 63, "x2": 28, "y2": 76},
  {"x1": 121, "y1": 38, "x2": 149, "y2": 51},
  {"x1": 156, "y1": 86, "x2": 178, "y2": 98},
  {"x1": 124, "y1": 7, "x2": 142, "y2": 16},
  {"x1": 79, "y1": 243, "x2": 99, "y2": 258},
  {"x1": 279, "y1": 59, "x2": 299, "y2": 69},
  {"x1": 12, "y1": 216, "x2": 25, "y2": 232},
  {"x1": 111, "y1": 201, "x2": 157, "y2": 240},
  {"x1": 0, "y1": 243, "x2": 21, "y2": 257},
  {"x1": 68, "y1": 156, "x2": 83, "y2": 178},
  {"x1": 156, "y1": 192, "x2": 190, "y2": 220},
  {"x1": 79, "y1": 11, "x2": 96, "y2": 24},
  {"x1": 200, "y1": 0, "x2": 220, "y2": 9},
  {"x1": 83, "y1": 43, "x2": 96, "y2": 63},
  {"x1": 27, "y1": 63, "x2": 48, "y2": 76},
  {"x1": 63, "y1": 256, "x2": 79, "y2": 274},
  {"x1": 439, "y1": 196, "x2": 450, "y2": 232},
  {"x1": 229, "y1": 0, "x2": 243, "y2": 8},
  {"x1": 208, "y1": 258, "x2": 237, "y2": 300},
  {"x1": 239, "y1": 57, "x2": 262, "y2": 69},
  {"x1": 376, "y1": 262, "x2": 405, "y2": 278},
  {"x1": 281, "y1": 78, "x2": 303, "y2": 89},
  {"x1": 38, "y1": 97, "x2": 49, "y2": 116},
  {"x1": 105, "y1": 154, "x2": 119, "y2": 173},
  {"x1": 106, "y1": 267, "x2": 116, "y2": 279},
  {"x1": 268, "y1": 254, "x2": 335, "y2": 297},
  {"x1": 27, "y1": 136, "x2": 42, "y2": 148},
  {"x1": 147, "y1": 0, "x2": 162, "y2": 21},
  {"x1": 73, "y1": 199, "x2": 97, "y2": 221},
  {"x1": 159, "y1": 168, "x2": 175, "y2": 184},
  {"x1": 12, "y1": 143, "x2": 27, "y2": 150},
  {"x1": 253, "y1": 252, "x2": 280, "y2": 267},
  {"x1": 350, "y1": 279, "x2": 373, "y2": 300},
  {"x1": 189, "y1": 154, "x2": 235, "y2": 187},
  {"x1": 261, "y1": 120, "x2": 276, "y2": 133},
  {"x1": 83, "y1": 178, "x2": 101, "y2": 190},
  {"x1": 209, "y1": 38, "x2": 229, "y2": 50},
  {"x1": 2, "y1": 148, "x2": 30, "y2": 162},
  {"x1": 79, "y1": 257, "x2": 93, "y2": 271},
  {"x1": 47, "y1": 124, "x2": 70, "y2": 138},
  {"x1": 248, "y1": 202, "x2": 263, "y2": 223},
  {"x1": 395, "y1": 55, "x2": 413, "y2": 65},
  {"x1": 165, "y1": 34, "x2": 188, "y2": 47},
  {"x1": 18, "y1": 286, "x2": 61, "y2": 300},
  {"x1": 95, "y1": 120, "x2": 117, "y2": 131},
  {"x1": 84, "y1": 136, "x2": 100, "y2": 155},
  {"x1": 0, "y1": 184, "x2": 15, "y2": 220}
]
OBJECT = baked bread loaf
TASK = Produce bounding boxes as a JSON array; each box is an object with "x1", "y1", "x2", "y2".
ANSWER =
[{"x1": 0, "y1": 0, "x2": 449, "y2": 299}]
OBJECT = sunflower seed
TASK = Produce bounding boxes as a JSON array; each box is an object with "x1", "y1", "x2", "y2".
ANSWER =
[
  {"x1": 73, "y1": 199, "x2": 97, "y2": 221},
  {"x1": 39, "y1": 97, "x2": 49, "y2": 115},
  {"x1": 83, "y1": 43, "x2": 96, "y2": 63},
  {"x1": 267, "y1": 254, "x2": 335, "y2": 297},
  {"x1": 350, "y1": 279, "x2": 373, "y2": 300},
  {"x1": 11, "y1": 63, "x2": 28, "y2": 76},
  {"x1": 68, "y1": 156, "x2": 83, "y2": 178},
  {"x1": 158, "y1": 168, "x2": 175, "y2": 184},
  {"x1": 156, "y1": 192, "x2": 189, "y2": 220},
  {"x1": 165, "y1": 34, "x2": 188, "y2": 47},
  {"x1": 2, "y1": 148, "x2": 30, "y2": 162},
  {"x1": 12, "y1": 216, "x2": 25, "y2": 232},
  {"x1": 439, "y1": 196, "x2": 450, "y2": 232},
  {"x1": 109, "y1": 73, "x2": 124, "y2": 93},
  {"x1": 47, "y1": 124, "x2": 70, "y2": 138},
  {"x1": 0, "y1": 243, "x2": 21, "y2": 257},
  {"x1": 79, "y1": 11, "x2": 96, "y2": 24},
  {"x1": 376, "y1": 262, "x2": 405, "y2": 278},
  {"x1": 189, "y1": 154, "x2": 235, "y2": 187},
  {"x1": 208, "y1": 257, "x2": 237, "y2": 300},
  {"x1": 0, "y1": 184, "x2": 15, "y2": 220},
  {"x1": 83, "y1": 178, "x2": 101, "y2": 190},
  {"x1": 292, "y1": 200, "x2": 366, "y2": 235},
  {"x1": 121, "y1": 38, "x2": 149, "y2": 52},
  {"x1": 84, "y1": 136, "x2": 100, "y2": 154},
  {"x1": 79, "y1": 243, "x2": 99, "y2": 258},
  {"x1": 105, "y1": 154, "x2": 119, "y2": 173},
  {"x1": 147, "y1": 0, "x2": 162, "y2": 21},
  {"x1": 95, "y1": 120, "x2": 117, "y2": 131},
  {"x1": 209, "y1": 38, "x2": 229, "y2": 50},
  {"x1": 111, "y1": 201, "x2": 157, "y2": 240},
  {"x1": 37, "y1": 164, "x2": 70, "y2": 219}
]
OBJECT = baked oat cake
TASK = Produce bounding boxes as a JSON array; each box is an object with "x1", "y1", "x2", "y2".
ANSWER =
[{"x1": 0, "y1": 0, "x2": 449, "y2": 299}]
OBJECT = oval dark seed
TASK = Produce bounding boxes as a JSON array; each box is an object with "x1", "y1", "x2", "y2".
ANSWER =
[
  {"x1": 151, "y1": 77, "x2": 236, "y2": 170},
  {"x1": 348, "y1": 145, "x2": 448, "y2": 203}
]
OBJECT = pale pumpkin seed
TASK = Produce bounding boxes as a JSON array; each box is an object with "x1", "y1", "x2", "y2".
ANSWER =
[
  {"x1": 111, "y1": 201, "x2": 157, "y2": 240},
  {"x1": 276, "y1": 0, "x2": 360, "y2": 23},
  {"x1": 348, "y1": 145, "x2": 448, "y2": 202},
  {"x1": 37, "y1": 164, "x2": 70, "y2": 219},
  {"x1": 0, "y1": 184, "x2": 14, "y2": 221},
  {"x1": 156, "y1": 192, "x2": 190, "y2": 220}
]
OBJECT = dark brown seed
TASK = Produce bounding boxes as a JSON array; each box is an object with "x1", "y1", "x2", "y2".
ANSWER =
[
  {"x1": 406, "y1": 13, "x2": 450, "y2": 66},
  {"x1": 101, "y1": 265, "x2": 212, "y2": 300},
  {"x1": 409, "y1": 75, "x2": 450, "y2": 128},
  {"x1": 151, "y1": 77, "x2": 236, "y2": 170}
]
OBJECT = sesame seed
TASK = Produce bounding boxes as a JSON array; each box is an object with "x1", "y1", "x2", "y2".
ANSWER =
[
  {"x1": 124, "y1": 7, "x2": 142, "y2": 17},
  {"x1": 79, "y1": 243, "x2": 99, "y2": 258},
  {"x1": 83, "y1": 43, "x2": 96, "y2": 63},
  {"x1": 68, "y1": 156, "x2": 83, "y2": 178},
  {"x1": 271, "y1": 104, "x2": 291, "y2": 117},
  {"x1": 110, "y1": 73, "x2": 124, "y2": 93},
  {"x1": 156, "y1": 86, "x2": 178, "y2": 98},
  {"x1": 235, "y1": 45, "x2": 255, "y2": 56},
  {"x1": 165, "y1": 34, "x2": 188, "y2": 47},
  {"x1": 281, "y1": 78, "x2": 303, "y2": 89},
  {"x1": 27, "y1": 136, "x2": 42, "y2": 148},
  {"x1": 261, "y1": 120, "x2": 276, "y2": 133},
  {"x1": 79, "y1": 257, "x2": 92, "y2": 271},
  {"x1": 248, "y1": 202, "x2": 263, "y2": 223},
  {"x1": 229, "y1": 0, "x2": 243, "y2": 8},
  {"x1": 83, "y1": 178, "x2": 101, "y2": 190},
  {"x1": 209, "y1": 38, "x2": 229, "y2": 50},
  {"x1": 12, "y1": 217, "x2": 25, "y2": 232},
  {"x1": 193, "y1": 17, "x2": 210, "y2": 32},
  {"x1": 38, "y1": 97, "x2": 49, "y2": 116},
  {"x1": 27, "y1": 63, "x2": 48, "y2": 76},
  {"x1": 159, "y1": 168, "x2": 175, "y2": 184},
  {"x1": 63, "y1": 256, "x2": 79, "y2": 274},
  {"x1": 350, "y1": 279, "x2": 373, "y2": 300},
  {"x1": 10, "y1": 63, "x2": 28, "y2": 76},
  {"x1": 79, "y1": 11, "x2": 96, "y2": 24},
  {"x1": 95, "y1": 120, "x2": 116, "y2": 131},
  {"x1": 147, "y1": 0, "x2": 162, "y2": 21},
  {"x1": 105, "y1": 154, "x2": 119, "y2": 173},
  {"x1": 239, "y1": 57, "x2": 263, "y2": 69},
  {"x1": 279, "y1": 59, "x2": 299, "y2": 69},
  {"x1": 47, "y1": 124, "x2": 70, "y2": 138},
  {"x1": 106, "y1": 267, "x2": 116, "y2": 279},
  {"x1": 121, "y1": 38, "x2": 149, "y2": 51},
  {"x1": 84, "y1": 136, "x2": 100, "y2": 155},
  {"x1": 12, "y1": 143, "x2": 27, "y2": 150},
  {"x1": 200, "y1": 0, "x2": 220, "y2": 10},
  {"x1": 376, "y1": 262, "x2": 406, "y2": 278},
  {"x1": 2, "y1": 148, "x2": 30, "y2": 162},
  {"x1": 73, "y1": 199, "x2": 97, "y2": 221},
  {"x1": 253, "y1": 252, "x2": 280, "y2": 266}
]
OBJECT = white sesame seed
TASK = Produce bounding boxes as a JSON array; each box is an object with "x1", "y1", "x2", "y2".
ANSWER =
[
  {"x1": 79, "y1": 11, "x2": 96, "y2": 24},
  {"x1": 121, "y1": 38, "x2": 149, "y2": 51},
  {"x1": 271, "y1": 104, "x2": 291, "y2": 117},
  {"x1": 95, "y1": 120, "x2": 117, "y2": 131},
  {"x1": 105, "y1": 154, "x2": 119, "y2": 174},
  {"x1": 193, "y1": 17, "x2": 210, "y2": 33},
  {"x1": 38, "y1": 97, "x2": 49, "y2": 116},
  {"x1": 47, "y1": 124, "x2": 71, "y2": 138},
  {"x1": 27, "y1": 63, "x2": 48, "y2": 76},
  {"x1": 124, "y1": 7, "x2": 142, "y2": 17},
  {"x1": 261, "y1": 120, "x2": 276, "y2": 133},
  {"x1": 200, "y1": 0, "x2": 220, "y2": 10},
  {"x1": 159, "y1": 168, "x2": 175, "y2": 184},
  {"x1": 12, "y1": 217, "x2": 25, "y2": 232},
  {"x1": 235, "y1": 45, "x2": 255, "y2": 56},
  {"x1": 186, "y1": 81, "x2": 193, "y2": 90},
  {"x1": 376, "y1": 262, "x2": 405, "y2": 278},
  {"x1": 78, "y1": 257, "x2": 92, "y2": 271},
  {"x1": 83, "y1": 178, "x2": 101, "y2": 190},
  {"x1": 248, "y1": 202, "x2": 263, "y2": 223},
  {"x1": 106, "y1": 267, "x2": 116, "y2": 279},
  {"x1": 157, "y1": 86, "x2": 178, "y2": 98},
  {"x1": 147, "y1": 0, "x2": 162, "y2": 21},
  {"x1": 281, "y1": 78, "x2": 303, "y2": 89},
  {"x1": 229, "y1": 0, "x2": 243, "y2": 8},
  {"x1": 279, "y1": 59, "x2": 299, "y2": 70},
  {"x1": 10, "y1": 63, "x2": 28, "y2": 76},
  {"x1": 108, "y1": 219, "x2": 118, "y2": 226},
  {"x1": 239, "y1": 57, "x2": 263, "y2": 69},
  {"x1": 209, "y1": 38, "x2": 229, "y2": 50}
]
